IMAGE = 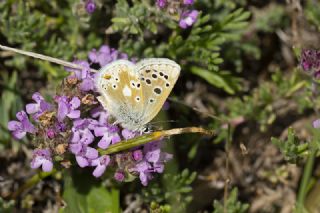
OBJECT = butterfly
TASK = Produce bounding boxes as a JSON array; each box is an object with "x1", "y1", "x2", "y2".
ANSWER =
[{"x1": 95, "y1": 58, "x2": 181, "y2": 131}]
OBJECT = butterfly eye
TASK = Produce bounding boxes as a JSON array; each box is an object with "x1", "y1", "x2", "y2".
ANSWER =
[
  {"x1": 152, "y1": 74, "x2": 157, "y2": 79},
  {"x1": 165, "y1": 83, "x2": 170, "y2": 87},
  {"x1": 112, "y1": 84, "x2": 117, "y2": 89},
  {"x1": 164, "y1": 75, "x2": 169, "y2": 80},
  {"x1": 135, "y1": 96, "x2": 140, "y2": 102},
  {"x1": 115, "y1": 77, "x2": 119, "y2": 82},
  {"x1": 159, "y1": 72, "x2": 164, "y2": 76},
  {"x1": 149, "y1": 98, "x2": 155, "y2": 103},
  {"x1": 136, "y1": 83, "x2": 141, "y2": 88}
]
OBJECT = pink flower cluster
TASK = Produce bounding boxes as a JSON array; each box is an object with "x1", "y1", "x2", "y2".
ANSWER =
[{"x1": 8, "y1": 45, "x2": 172, "y2": 185}]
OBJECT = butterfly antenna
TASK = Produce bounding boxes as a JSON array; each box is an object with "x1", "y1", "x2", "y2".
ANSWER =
[
  {"x1": 148, "y1": 120, "x2": 177, "y2": 125},
  {"x1": 0, "y1": 44, "x2": 98, "y2": 73},
  {"x1": 168, "y1": 97, "x2": 224, "y2": 122},
  {"x1": 147, "y1": 120, "x2": 178, "y2": 130}
]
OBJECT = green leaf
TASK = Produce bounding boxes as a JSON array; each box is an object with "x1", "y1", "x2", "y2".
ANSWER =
[
  {"x1": 62, "y1": 170, "x2": 120, "y2": 213},
  {"x1": 191, "y1": 66, "x2": 236, "y2": 94}
]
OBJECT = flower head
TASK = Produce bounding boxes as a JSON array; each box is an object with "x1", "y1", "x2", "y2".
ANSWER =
[
  {"x1": 69, "y1": 142, "x2": 98, "y2": 167},
  {"x1": 26, "y1": 92, "x2": 52, "y2": 119},
  {"x1": 56, "y1": 96, "x2": 81, "y2": 122},
  {"x1": 8, "y1": 111, "x2": 36, "y2": 139},
  {"x1": 114, "y1": 171, "x2": 125, "y2": 182},
  {"x1": 179, "y1": 10, "x2": 199, "y2": 29},
  {"x1": 85, "y1": 0, "x2": 96, "y2": 13},
  {"x1": 30, "y1": 149, "x2": 53, "y2": 172},
  {"x1": 88, "y1": 45, "x2": 128, "y2": 67},
  {"x1": 133, "y1": 161, "x2": 153, "y2": 186},
  {"x1": 183, "y1": 0, "x2": 194, "y2": 5},
  {"x1": 91, "y1": 155, "x2": 111, "y2": 177},
  {"x1": 300, "y1": 49, "x2": 320, "y2": 78},
  {"x1": 156, "y1": 0, "x2": 167, "y2": 8},
  {"x1": 94, "y1": 126, "x2": 121, "y2": 149}
]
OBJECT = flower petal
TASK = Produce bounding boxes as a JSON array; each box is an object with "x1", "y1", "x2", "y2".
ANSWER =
[
  {"x1": 67, "y1": 110, "x2": 81, "y2": 119},
  {"x1": 98, "y1": 135, "x2": 112, "y2": 149},
  {"x1": 42, "y1": 160, "x2": 53, "y2": 172},
  {"x1": 76, "y1": 156, "x2": 89, "y2": 168},
  {"x1": 93, "y1": 165, "x2": 106, "y2": 177},
  {"x1": 13, "y1": 130, "x2": 26, "y2": 139},
  {"x1": 26, "y1": 103, "x2": 39, "y2": 114},
  {"x1": 7, "y1": 121, "x2": 21, "y2": 131},
  {"x1": 70, "y1": 97, "x2": 81, "y2": 109},
  {"x1": 85, "y1": 147, "x2": 98, "y2": 159}
]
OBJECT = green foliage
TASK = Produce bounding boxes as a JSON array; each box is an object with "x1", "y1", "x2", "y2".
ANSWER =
[
  {"x1": 0, "y1": 197, "x2": 15, "y2": 213},
  {"x1": 305, "y1": 0, "x2": 320, "y2": 31},
  {"x1": 227, "y1": 70, "x2": 309, "y2": 131},
  {"x1": 111, "y1": 1, "x2": 251, "y2": 94},
  {"x1": 0, "y1": 71, "x2": 23, "y2": 146},
  {"x1": 271, "y1": 127, "x2": 309, "y2": 164},
  {"x1": 0, "y1": 0, "x2": 101, "y2": 72},
  {"x1": 213, "y1": 188, "x2": 249, "y2": 213},
  {"x1": 62, "y1": 170, "x2": 120, "y2": 213},
  {"x1": 142, "y1": 169, "x2": 196, "y2": 213},
  {"x1": 253, "y1": 3, "x2": 286, "y2": 33}
]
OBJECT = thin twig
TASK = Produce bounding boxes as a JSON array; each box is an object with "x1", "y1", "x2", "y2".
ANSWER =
[
  {"x1": 223, "y1": 124, "x2": 231, "y2": 213},
  {"x1": 0, "y1": 44, "x2": 98, "y2": 73}
]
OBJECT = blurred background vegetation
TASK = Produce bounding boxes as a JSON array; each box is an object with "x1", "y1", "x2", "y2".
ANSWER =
[{"x1": 1, "y1": 0, "x2": 320, "y2": 212}]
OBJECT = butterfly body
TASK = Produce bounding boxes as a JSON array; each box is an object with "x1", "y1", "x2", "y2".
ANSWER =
[{"x1": 95, "y1": 58, "x2": 181, "y2": 131}]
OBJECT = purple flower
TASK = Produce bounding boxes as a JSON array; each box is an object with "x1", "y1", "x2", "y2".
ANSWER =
[
  {"x1": 133, "y1": 149, "x2": 143, "y2": 161},
  {"x1": 313, "y1": 119, "x2": 320, "y2": 128},
  {"x1": 91, "y1": 155, "x2": 110, "y2": 177},
  {"x1": 69, "y1": 143, "x2": 98, "y2": 167},
  {"x1": 183, "y1": 0, "x2": 194, "y2": 5},
  {"x1": 114, "y1": 171, "x2": 125, "y2": 182},
  {"x1": 133, "y1": 161, "x2": 153, "y2": 186},
  {"x1": 8, "y1": 111, "x2": 36, "y2": 139},
  {"x1": 91, "y1": 107, "x2": 109, "y2": 125},
  {"x1": 88, "y1": 45, "x2": 128, "y2": 67},
  {"x1": 30, "y1": 149, "x2": 53, "y2": 172},
  {"x1": 71, "y1": 119, "x2": 98, "y2": 145},
  {"x1": 179, "y1": 10, "x2": 199, "y2": 29},
  {"x1": 46, "y1": 129, "x2": 55, "y2": 139},
  {"x1": 122, "y1": 129, "x2": 138, "y2": 140},
  {"x1": 156, "y1": 0, "x2": 167, "y2": 8},
  {"x1": 56, "y1": 96, "x2": 81, "y2": 122},
  {"x1": 65, "y1": 60, "x2": 96, "y2": 92},
  {"x1": 85, "y1": 0, "x2": 96, "y2": 13},
  {"x1": 26, "y1": 92, "x2": 52, "y2": 118},
  {"x1": 300, "y1": 49, "x2": 320, "y2": 77},
  {"x1": 144, "y1": 141, "x2": 172, "y2": 164},
  {"x1": 94, "y1": 127, "x2": 121, "y2": 149}
]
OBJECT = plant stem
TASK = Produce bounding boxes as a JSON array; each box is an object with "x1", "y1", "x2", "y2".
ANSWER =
[
  {"x1": 296, "y1": 148, "x2": 316, "y2": 212},
  {"x1": 11, "y1": 169, "x2": 56, "y2": 199},
  {"x1": 224, "y1": 124, "x2": 231, "y2": 213}
]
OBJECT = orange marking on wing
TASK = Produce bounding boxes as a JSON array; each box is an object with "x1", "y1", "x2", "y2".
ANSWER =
[{"x1": 103, "y1": 74, "x2": 111, "y2": 79}]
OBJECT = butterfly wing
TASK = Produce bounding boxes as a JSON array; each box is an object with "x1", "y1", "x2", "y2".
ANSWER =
[
  {"x1": 95, "y1": 60, "x2": 145, "y2": 129},
  {"x1": 135, "y1": 58, "x2": 181, "y2": 125}
]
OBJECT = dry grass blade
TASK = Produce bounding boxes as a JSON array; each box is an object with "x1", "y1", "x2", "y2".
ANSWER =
[
  {"x1": 99, "y1": 127, "x2": 214, "y2": 155},
  {"x1": 0, "y1": 44, "x2": 98, "y2": 73}
]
